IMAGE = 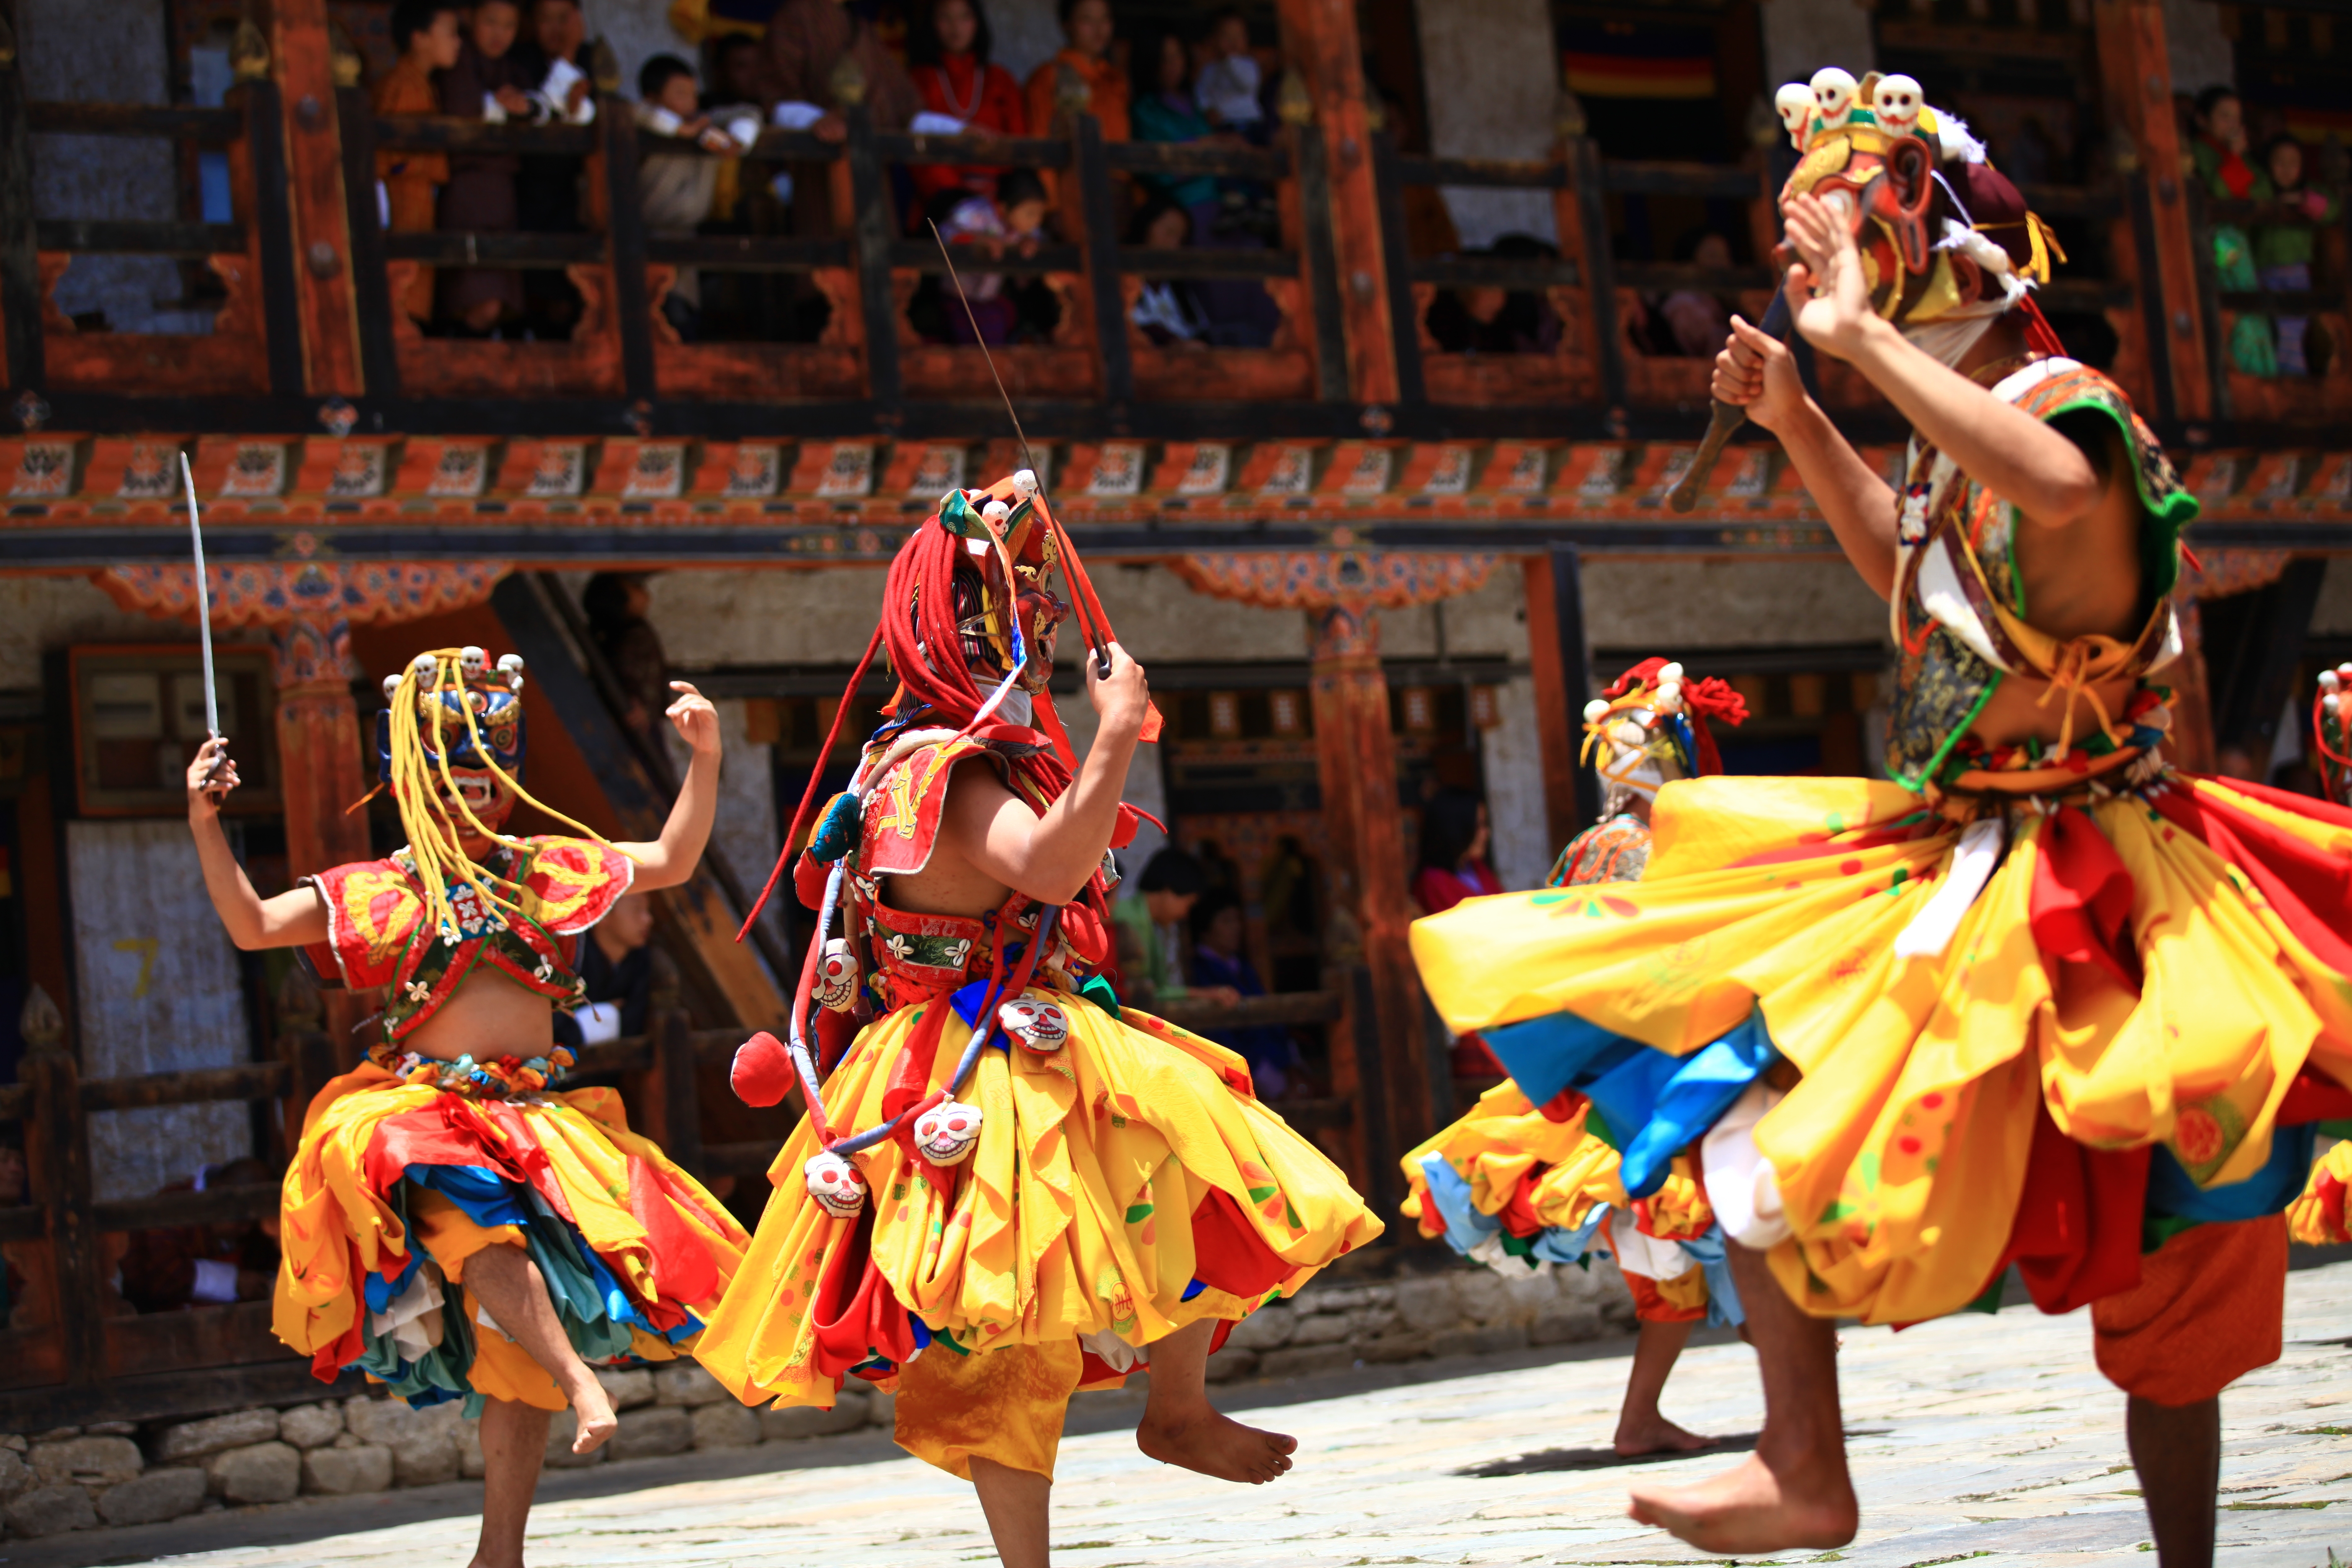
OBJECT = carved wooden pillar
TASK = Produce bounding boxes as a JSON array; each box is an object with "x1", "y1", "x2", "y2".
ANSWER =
[
  {"x1": 271, "y1": 615, "x2": 370, "y2": 1050},
  {"x1": 1274, "y1": 0, "x2": 1400, "y2": 406},
  {"x1": 256, "y1": 0, "x2": 362, "y2": 395},
  {"x1": 1307, "y1": 602, "x2": 1426, "y2": 1212},
  {"x1": 1522, "y1": 547, "x2": 1598, "y2": 853},
  {"x1": 2094, "y1": 0, "x2": 2209, "y2": 423}
]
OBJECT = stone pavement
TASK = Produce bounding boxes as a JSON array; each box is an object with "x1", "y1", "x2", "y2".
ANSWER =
[{"x1": 11, "y1": 1262, "x2": 2350, "y2": 1568}]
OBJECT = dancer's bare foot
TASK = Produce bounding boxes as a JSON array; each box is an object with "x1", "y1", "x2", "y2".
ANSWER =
[
  {"x1": 1613, "y1": 1413, "x2": 1715, "y2": 1457},
  {"x1": 567, "y1": 1378, "x2": 618, "y2": 1455},
  {"x1": 1627, "y1": 1451, "x2": 1857, "y2": 1554},
  {"x1": 1137, "y1": 1404, "x2": 1297, "y2": 1484}
]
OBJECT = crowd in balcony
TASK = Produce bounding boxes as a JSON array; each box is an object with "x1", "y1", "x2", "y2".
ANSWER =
[
  {"x1": 2188, "y1": 85, "x2": 2345, "y2": 380},
  {"x1": 370, "y1": 0, "x2": 1287, "y2": 350}
]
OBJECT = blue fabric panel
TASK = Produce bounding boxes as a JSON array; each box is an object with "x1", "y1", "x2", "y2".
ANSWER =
[
  {"x1": 364, "y1": 1247, "x2": 426, "y2": 1315},
  {"x1": 406, "y1": 1163, "x2": 534, "y2": 1228},
  {"x1": 2146, "y1": 1122, "x2": 2317, "y2": 1222},
  {"x1": 1483, "y1": 1010, "x2": 1645, "y2": 1109},
  {"x1": 1180, "y1": 1278, "x2": 1207, "y2": 1302},
  {"x1": 1528, "y1": 1206, "x2": 1610, "y2": 1267},
  {"x1": 1676, "y1": 1225, "x2": 1746, "y2": 1328},
  {"x1": 1415, "y1": 1151, "x2": 1501, "y2": 1256},
  {"x1": 1616, "y1": 1011, "x2": 1779, "y2": 1197}
]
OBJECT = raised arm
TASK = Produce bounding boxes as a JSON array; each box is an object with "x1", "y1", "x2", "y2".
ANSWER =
[
  {"x1": 1779, "y1": 193, "x2": 2104, "y2": 534},
  {"x1": 939, "y1": 644, "x2": 1150, "y2": 906},
  {"x1": 611, "y1": 682, "x2": 723, "y2": 890},
  {"x1": 1712, "y1": 314, "x2": 1903, "y2": 599},
  {"x1": 185, "y1": 738, "x2": 328, "y2": 950}
]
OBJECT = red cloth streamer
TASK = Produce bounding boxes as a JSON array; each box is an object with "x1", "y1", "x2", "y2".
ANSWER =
[
  {"x1": 2027, "y1": 805, "x2": 2141, "y2": 992},
  {"x1": 739, "y1": 620, "x2": 885, "y2": 942},
  {"x1": 2017, "y1": 294, "x2": 2068, "y2": 360}
]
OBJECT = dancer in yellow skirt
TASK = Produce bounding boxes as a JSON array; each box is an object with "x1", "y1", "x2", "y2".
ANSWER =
[
  {"x1": 187, "y1": 646, "x2": 746, "y2": 1568},
  {"x1": 2288, "y1": 661, "x2": 2352, "y2": 1247},
  {"x1": 1414, "y1": 69, "x2": 2352, "y2": 1561},
  {"x1": 696, "y1": 471, "x2": 1382, "y2": 1568},
  {"x1": 1403, "y1": 657, "x2": 1754, "y2": 1457}
]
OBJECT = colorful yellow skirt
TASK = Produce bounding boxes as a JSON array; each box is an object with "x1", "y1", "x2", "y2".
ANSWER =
[
  {"x1": 693, "y1": 988, "x2": 1382, "y2": 1419},
  {"x1": 275, "y1": 1064, "x2": 748, "y2": 1410},
  {"x1": 1411, "y1": 774, "x2": 2352, "y2": 1327},
  {"x1": 1402, "y1": 1081, "x2": 1733, "y2": 1323}
]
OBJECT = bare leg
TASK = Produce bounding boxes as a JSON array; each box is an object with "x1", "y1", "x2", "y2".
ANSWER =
[
  {"x1": 970, "y1": 1456, "x2": 1052, "y2": 1568},
  {"x1": 470, "y1": 1398, "x2": 550, "y2": 1568},
  {"x1": 464, "y1": 1245, "x2": 618, "y2": 1454},
  {"x1": 1135, "y1": 1318, "x2": 1296, "y2": 1483},
  {"x1": 2127, "y1": 1395, "x2": 2218, "y2": 1567},
  {"x1": 1625, "y1": 1239, "x2": 1857, "y2": 1552},
  {"x1": 1614, "y1": 1317, "x2": 1714, "y2": 1456}
]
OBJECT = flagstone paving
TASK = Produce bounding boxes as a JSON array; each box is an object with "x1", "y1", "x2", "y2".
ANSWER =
[{"x1": 13, "y1": 1263, "x2": 2350, "y2": 1568}]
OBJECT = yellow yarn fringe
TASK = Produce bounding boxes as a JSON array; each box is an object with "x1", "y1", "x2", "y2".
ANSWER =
[{"x1": 386, "y1": 649, "x2": 637, "y2": 940}]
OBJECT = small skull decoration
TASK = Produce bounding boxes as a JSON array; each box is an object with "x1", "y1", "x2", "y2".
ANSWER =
[
  {"x1": 998, "y1": 995, "x2": 1071, "y2": 1054},
  {"x1": 1872, "y1": 73, "x2": 1922, "y2": 139},
  {"x1": 914, "y1": 1099, "x2": 985, "y2": 1165},
  {"x1": 804, "y1": 1150, "x2": 868, "y2": 1217},
  {"x1": 1774, "y1": 82, "x2": 1815, "y2": 149},
  {"x1": 1810, "y1": 66, "x2": 1857, "y2": 132},
  {"x1": 816, "y1": 938, "x2": 858, "y2": 1012}
]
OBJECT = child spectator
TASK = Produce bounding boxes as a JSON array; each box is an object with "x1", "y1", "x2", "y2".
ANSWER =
[
  {"x1": 437, "y1": 0, "x2": 534, "y2": 335},
  {"x1": 1190, "y1": 890, "x2": 1299, "y2": 1098},
  {"x1": 1131, "y1": 26, "x2": 1220, "y2": 235},
  {"x1": 1194, "y1": 8, "x2": 1265, "y2": 140},
  {"x1": 1412, "y1": 789, "x2": 1504, "y2": 914},
  {"x1": 2256, "y1": 134, "x2": 2339, "y2": 378},
  {"x1": 636, "y1": 54, "x2": 757, "y2": 339},
  {"x1": 512, "y1": 0, "x2": 594, "y2": 336},
  {"x1": 938, "y1": 168, "x2": 1050, "y2": 344},
  {"x1": 907, "y1": 0, "x2": 1028, "y2": 209},
  {"x1": 1026, "y1": 0, "x2": 1127, "y2": 142},
  {"x1": 1128, "y1": 194, "x2": 1208, "y2": 347},
  {"x1": 376, "y1": 0, "x2": 460, "y2": 327},
  {"x1": 2190, "y1": 86, "x2": 2278, "y2": 377}
]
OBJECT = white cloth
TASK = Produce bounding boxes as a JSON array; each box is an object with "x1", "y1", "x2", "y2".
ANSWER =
[
  {"x1": 537, "y1": 57, "x2": 594, "y2": 125},
  {"x1": 1195, "y1": 54, "x2": 1262, "y2": 125},
  {"x1": 1701, "y1": 1082, "x2": 1790, "y2": 1248},
  {"x1": 909, "y1": 110, "x2": 967, "y2": 135},
  {"x1": 1607, "y1": 1215, "x2": 1694, "y2": 1282},
  {"x1": 190, "y1": 1257, "x2": 240, "y2": 1305},
  {"x1": 1893, "y1": 815, "x2": 2007, "y2": 960},
  {"x1": 571, "y1": 999, "x2": 624, "y2": 1045},
  {"x1": 1078, "y1": 1328, "x2": 1149, "y2": 1372},
  {"x1": 372, "y1": 1262, "x2": 448, "y2": 1360},
  {"x1": 771, "y1": 99, "x2": 827, "y2": 130}
]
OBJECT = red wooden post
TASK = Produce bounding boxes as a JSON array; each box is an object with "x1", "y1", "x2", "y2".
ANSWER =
[
  {"x1": 1274, "y1": 0, "x2": 1400, "y2": 407},
  {"x1": 256, "y1": 0, "x2": 363, "y2": 395},
  {"x1": 272, "y1": 615, "x2": 372, "y2": 1052},
  {"x1": 2094, "y1": 0, "x2": 2210, "y2": 422},
  {"x1": 1307, "y1": 603, "x2": 1427, "y2": 1200},
  {"x1": 1521, "y1": 552, "x2": 1590, "y2": 854}
]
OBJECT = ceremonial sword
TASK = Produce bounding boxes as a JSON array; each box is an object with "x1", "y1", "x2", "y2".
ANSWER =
[
  {"x1": 1664, "y1": 284, "x2": 1795, "y2": 514},
  {"x1": 183, "y1": 451, "x2": 229, "y2": 797},
  {"x1": 926, "y1": 217, "x2": 1114, "y2": 680}
]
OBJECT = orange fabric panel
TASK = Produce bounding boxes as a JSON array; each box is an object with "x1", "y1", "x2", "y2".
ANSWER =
[
  {"x1": 2090, "y1": 1215, "x2": 2286, "y2": 1405},
  {"x1": 894, "y1": 1338, "x2": 1082, "y2": 1480}
]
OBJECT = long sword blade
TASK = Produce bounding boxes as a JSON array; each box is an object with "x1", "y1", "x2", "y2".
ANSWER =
[
  {"x1": 181, "y1": 451, "x2": 222, "y2": 767},
  {"x1": 925, "y1": 217, "x2": 1111, "y2": 678}
]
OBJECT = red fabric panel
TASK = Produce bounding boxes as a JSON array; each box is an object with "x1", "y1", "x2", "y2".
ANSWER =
[
  {"x1": 1984, "y1": 1099, "x2": 2149, "y2": 1315},
  {"x1": 2153, "y1": 785, "x2": 2352, "y2": 975},
  {"x1": 2028, "y1": 806, "x2": 2142, "y2": 991},
  {"x1": 361, "y1": 1099, "x2": 530, "y2": 1201},
  {"x1": 311, "y1": 1238, "x2": 369, "y2": 1381},
  {"x1": 807, "y1": 1207, "x2": 919, "y2": 1380},
  {"x1": 626, "y1": 1154, "x2": 719, "y2": 1312},
  {"x1": 2280, "y1": 1068, "x2": 2352, "y2": 1125},
  {"x1": 1187, "y1": 1187, "x2": 1294, "y2": 1300},
  {"x1": 1494, "y1": 1178, "x2": 1548, "y2": 1240}
]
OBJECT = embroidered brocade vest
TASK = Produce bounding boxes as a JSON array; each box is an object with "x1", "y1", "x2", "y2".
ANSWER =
[
  {"x1": 300, "y1": 836, "x2": 634, "y2": 1057},
  {"x1": 1884, "y1": 359, "x2": 2198, "y2": 790}
]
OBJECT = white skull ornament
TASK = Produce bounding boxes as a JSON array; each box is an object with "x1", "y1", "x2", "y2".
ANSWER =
[
  {"x1": 804, "y1": 1150, "x2": 868, "y2": 1217},
  {"x1": 1872, "y1": 74, "x2": 1922, "y2": 139},
  {"x1": 1810, "y1": 67, "x2": 1857, "y2": 132},
  {"x1": 914, "y1": 1099, "x2": 985, "y2": 1165},
  {"x1": 816, "y1": 937, "x2": 858, "y2": 1012},
  {"x1": 1774, "y1": 83, "x2": 1815, "y2": 149},
  {"x1": 998, "y1": 995, "x2": 1071, "y2": 1054}
]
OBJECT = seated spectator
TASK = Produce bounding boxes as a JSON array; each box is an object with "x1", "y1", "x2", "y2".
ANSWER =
[
  {"x1": 583, "y1": 570, "x2": 670, "y2": 741},
  {"x1": 1651, "y1": 231, "x2": 1735, "y2": 359},
  {"x1": 1026, "y1": 0, "x2": 1127, "y2": 143},
  {"x1": 513, "y1": 0, "x2": 596, "y2": 336},
  {"x1": 376, "y1": 1, "x2": 460, "y2": 327},
  {"x1": 437, "y1": 0, "x2": 533, "y2": 336},
  {"x1": 1425, "y1": 234, "x2": 1560, "y2": 355},
  {"x1": 1412, "y1": 789, "x2": 1503, "y2": 915},
  {"x1": 553, "y1": 891, "x2": 656, "y2": 1049},
  {"x1": 2191, "y1": 86, "x2": 2277, "y2": 377},
  {"x1": 1191, "y1": 890, "x2": 1299, "y2": 1098},
  {"x1": 2257, "y1": 133, "x2": 2339, "y2": 378},
  {"x1": 907, "y1": 0, "x2": 1027, "y2": 210},
  {"x1": 119, "y1": 1156, "x2": 281, "y2": 1313},
  {"x1": 761, "y1": 0, "x2": 921, "y2": 144},
  {"x1": 937, "y1": 168, "x2": 1051, "y2": 344},
  {"x1": 1128, "y1": 194, "x2": 1209, "y2": 347},
  {"x1": 636, "y1": 54, "x2": 759, "y2": 340},
  {"x1": 1109, "y1": 847, "x2": 1238, "y2": 1007},
  {"x1": 1131, "y1": 26, "x2": 1221, "y2": 236},
  {"x1": 1194, "y1": 7, "x2": 1266, "y2": 143}
]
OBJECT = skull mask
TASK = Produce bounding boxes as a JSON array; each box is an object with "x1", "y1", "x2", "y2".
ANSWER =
[
  {"x1": 804, "y1": 1150, "x2": 868, "y2": 1217},
  {"x1": 914, "y1": 1099, "x2": 985, "y2": 1165},
  {"x1": 998, "y1": 996, "x2": 1071, "y2": 1053}
]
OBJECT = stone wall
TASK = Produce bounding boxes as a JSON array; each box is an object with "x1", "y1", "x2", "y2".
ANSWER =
[{"x1": 0, "y1": 1264, "x2": 1633, "y2": 1540}]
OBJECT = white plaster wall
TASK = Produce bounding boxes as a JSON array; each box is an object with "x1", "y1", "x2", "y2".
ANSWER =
[
  {"x1": 1480, "y1": 676, "x2": 1552, "y2": 889},
  {"x1": 2313, "y1": 558, "x2": 2352, "y2": 636},
  {"x1": 1088, "y1": 564, "x2": 1320, "y2": 664},
  {"x1": 1381, "y1": 560, "x2": 1528, "y2": 659},
  {"x1": 1759, "y1": 0, "x2": 1877, "y2": 98},
  {"x1": 1580, "y1": 557, "x2": 1888, "y2": 650},
  {"x1": 583, "y1": 0, "x2": 696, "y2": 101},
  {"x1": 1415, "y1": 0, "x2": 1560, "y2": 249},
  {"x1": 709, "y1": 698, "x2": 785, "y2": 961},
  {"x1": 21, "y1": 0, "x2": 209, "y2": 333},
  {"x1": 647, "y1": 566, "x2": 892, "y2": 668},
  {"x1": 2161, "y1": 0, "x2": 2233, "y2": 96},
  {"x1": 0, "y1": 576, "x2": 246, "y2": 695}
]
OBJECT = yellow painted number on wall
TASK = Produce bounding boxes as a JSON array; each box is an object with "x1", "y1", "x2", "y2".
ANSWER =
[{"x1": 114, "y1": 936, "x2": 160, "y2": 999}]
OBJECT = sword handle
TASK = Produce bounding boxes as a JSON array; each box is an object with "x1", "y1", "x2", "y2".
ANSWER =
[{"x1": 1665, "y1": 288, "x2": 1796, "y2": 515}]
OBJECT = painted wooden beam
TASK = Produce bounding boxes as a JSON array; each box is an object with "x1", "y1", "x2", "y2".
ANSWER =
[
  {"x1": 258, "y1": 0, "x2": 362, "y2": 397},
  {"x1": 1276, "y1": 0, "x2": 1399, "y2": 408}
]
